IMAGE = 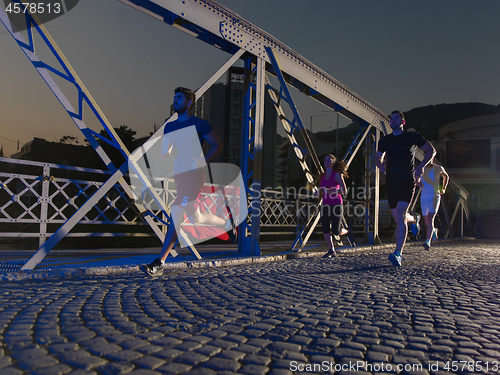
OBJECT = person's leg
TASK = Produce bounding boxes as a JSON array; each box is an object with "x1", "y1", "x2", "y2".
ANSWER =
[
  {"x1": 427, "y1": 208, "x2": 438, "y2": 237},
  {"x1": 142, "y1": 170, "x2": 201, "y2": 276},
  {"x1": 424, "y1": 213, "x2": 434, "y2": 241},
  {"x1": 332, "y1": 204, "x2": 356, "y2": 247},
  {"x1": 321, "y1": 205, "x2": 336, "y2": 256},
  {"x1": 431, "y1": 194, "x2": 440, "y2": 241},
  {"x1": 397, "y1": 180, "x2": 419, "y2": 235},
  {"x1": 158, "y1": 205, "x2": 183, "y2": 262},
  {"x1": 407, "y1": 212, "x2": 417, "y2": 224},
  {"x1": 386, "y1": 182, "x2": 412, "y2": 265},
  {"x1": 420, "y1": 196, "x2": 430, "y2": 239},
  {"x1": 392, "y1": 201, "x2": 411, "y2": 255},
  {"x1": 141, "y1": 205, "x2": 185, "y2": 276},
  {"x1": 159, "y1": 226, "x2": 178, "y2": 262},
  {"x1": 387, "y1": 201, "x2": 410, "y2": 266},
  {"x1": 331, "y1": 204, "x2": 343, "y2": 237},
  {"x1": 423, "y1": 193, "x2": 440, "y2": 246},
  {"x1": 420, "y1": 210, "x2": 433, "y2": 250},
  {"x1": 323, "y1": 233, "x2": 334, "y2": 251}
]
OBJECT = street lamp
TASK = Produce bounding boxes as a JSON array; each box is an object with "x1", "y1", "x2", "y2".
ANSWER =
[
  {"x1": 308, "y1": 111, "x2": 333, "y2": 176},
  {"x1": 311, "y1": 111, "x2": 341, "y2": 155},
  {"x1": 309, "y1": 113, "x2": 329, "y2": 134},
  {"x1": 336, "y1": 112, "x2": 340, "y2": 154}
]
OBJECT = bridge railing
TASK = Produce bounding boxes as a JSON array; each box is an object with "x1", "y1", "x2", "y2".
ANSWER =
[
  {"x1": 1, "y1": 156, "x2": 480, "y2": 250},
  {"x1": 0, "y1": 157, "x2": 145, "y2": 248},
  {"x1": 1, "y1": 157, "x2": 395, "y2": 249}
]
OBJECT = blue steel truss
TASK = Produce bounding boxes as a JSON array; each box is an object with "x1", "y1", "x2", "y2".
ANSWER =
[
  {"x1": 0, "y1": 0, "x2": 377, "y2": 262},
  {"x1": 265, "y1": 47, "x2": 322, "y2": 186},
  {"x1": 0, "y1": 3, "x2": 180, "y2": 269},
  {"x1": 2, "y1": 0, "x2": 480, "y2": 267},
  {"x1": 238, "y1": 57, "x2": 266, "y2": 256}
]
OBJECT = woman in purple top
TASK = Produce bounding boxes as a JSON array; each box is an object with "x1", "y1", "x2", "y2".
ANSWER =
[{"x1": 317, "y1": 154, "x2": 355, "y2": 258}]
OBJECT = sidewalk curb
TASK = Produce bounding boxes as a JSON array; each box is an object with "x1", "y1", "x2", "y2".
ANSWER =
[{"x1": 0, "y1": 238, "x2": 473, "y2": 281}]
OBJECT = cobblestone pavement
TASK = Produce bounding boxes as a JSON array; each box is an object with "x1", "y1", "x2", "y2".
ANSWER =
[{"x1": 1, "y1": 239, "x2": 500, "y2": 375}]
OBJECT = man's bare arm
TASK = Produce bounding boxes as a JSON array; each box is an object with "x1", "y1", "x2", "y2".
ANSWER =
[
  {"x1": 413, "y1": 141, "x2": 436, "y2": 179},
  {"x1": 375, "y1": 150, "x2": 387, "y2": 173}
]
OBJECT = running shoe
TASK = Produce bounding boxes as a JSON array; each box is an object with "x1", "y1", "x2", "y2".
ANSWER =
[
  {"x1": 140, "y1": 258, "x2": 164, "y2": 277},
  {"x1": 410, "y1": 213, "x2": 421, "y2": 235},
  {"x1": 422, "y1": 241, "x2": 430, "y2": 251},
  {"x1": 388, "y1": 251, "x2": 402, "y2": 267},
  {"x1": 333, "y1": 235, "x2": 342, "y2": 247},
  {"x1": 323, "y1": 250, "x2": 337, "y2": 258}
]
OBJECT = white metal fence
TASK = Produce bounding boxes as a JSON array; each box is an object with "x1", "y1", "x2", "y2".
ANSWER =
[
  {"x1": 4, "y1": 156, "x2": 462, "y2": 251},
  {"x1": 1, "y1": 157, "x2": 387, "y2": 249}
]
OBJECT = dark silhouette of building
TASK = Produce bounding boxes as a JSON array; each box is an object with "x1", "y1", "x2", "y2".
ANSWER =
[
  {"x1": 194, "y1": 67, "x2": 278, "y2": 189},
  {"x1": 434, "y1": 113, "x2": 500, "y2": 238}
]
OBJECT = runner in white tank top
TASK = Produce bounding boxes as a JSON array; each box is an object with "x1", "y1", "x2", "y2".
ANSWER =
[{"x1": 418, "y1": 161, "x2": 449, "y2": 250}]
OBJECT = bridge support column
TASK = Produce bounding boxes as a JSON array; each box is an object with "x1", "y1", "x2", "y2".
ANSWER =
[
  {"x1": 363, "y1": 126, "x2": 382, "y2": 244},
  {"x1": 373, "y1": 128, "x2": 381, "y2": 244},
  {"x1": 238, "y1": 56, "x2": 266, "y2": 256}
]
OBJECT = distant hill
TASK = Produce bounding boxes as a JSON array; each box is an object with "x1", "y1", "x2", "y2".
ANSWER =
[
  {"x1": 404, "y1": 103, "x2": 500, "y2": 140},
  {"x1": 315, "y1": 103, "x2": 500, "y2": 142},
  {"x1": 314, "y1": 122, "x2": 360, "y2": 143}
]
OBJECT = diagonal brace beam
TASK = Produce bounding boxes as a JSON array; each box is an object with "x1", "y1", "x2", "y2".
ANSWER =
[{"x1": 265, "y1": 46, "x2": 321, "y2": 185}]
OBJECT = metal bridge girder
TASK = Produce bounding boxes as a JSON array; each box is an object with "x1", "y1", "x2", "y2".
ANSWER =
[
  {"x1": 2, "y1": 0, "x2": 481, "y2": 263},
  {"x1": 238, "y1": 56, "x2": 266, "y2": 256},
  {"x1": 0, "y1": 7, "x2": 181, "y2": 269},
  {"x1": 1, "y1": 3, "x2": 244, "y2": 268},
  {"x1": 118, "y1": 0, "x2": 391, "y2": 134}
]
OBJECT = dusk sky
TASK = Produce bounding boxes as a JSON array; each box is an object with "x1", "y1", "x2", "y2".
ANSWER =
[{"x1": 1, "y1": 0, "x2": 499, "y2": 158}]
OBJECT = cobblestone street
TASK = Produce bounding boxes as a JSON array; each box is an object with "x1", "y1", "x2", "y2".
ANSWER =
[{"x1": 1, "y1": 239, "x2": 500, "y2": 374}]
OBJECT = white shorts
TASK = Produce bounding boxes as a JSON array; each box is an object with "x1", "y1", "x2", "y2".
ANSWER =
[{"x1": 421, "y1": 194, "x2": 440, "y2": 216}]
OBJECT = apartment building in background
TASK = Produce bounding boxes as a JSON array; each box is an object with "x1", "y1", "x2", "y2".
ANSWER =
[{"x1": 195, "y1": 67, "x2": 278, "y2": 189}]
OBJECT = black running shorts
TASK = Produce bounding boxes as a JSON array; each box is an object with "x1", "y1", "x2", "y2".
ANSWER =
[{"x1": 386, "y1": 180, "x2": 416, "y2": 210}]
